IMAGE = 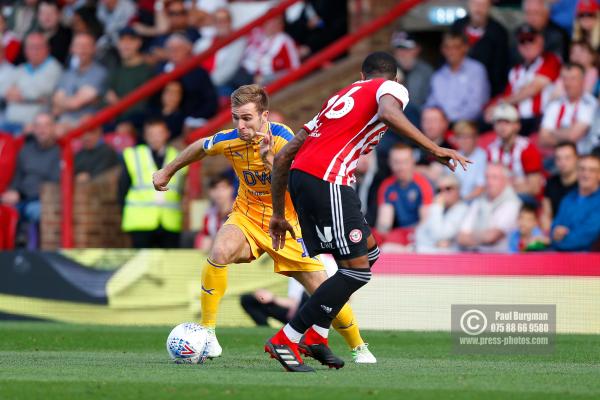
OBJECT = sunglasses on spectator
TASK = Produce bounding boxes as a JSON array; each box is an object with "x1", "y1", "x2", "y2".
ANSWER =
[
  {"x1": 518, "y1": 36, "x2": 536, "y2": 45},
  {"x1": 577, "y1": 12, "x2": 596, "y2": 18},
  {"x1": 438, "y1": 186, "x2": 457, "y2": 193},
  {"x1": 168, "y1": 10, "x2": 186, "y2": 16}
]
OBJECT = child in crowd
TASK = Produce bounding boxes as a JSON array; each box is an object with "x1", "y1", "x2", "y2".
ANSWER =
[{"x1": 508, "y1": 204, "x2": 549, "y2": 252}]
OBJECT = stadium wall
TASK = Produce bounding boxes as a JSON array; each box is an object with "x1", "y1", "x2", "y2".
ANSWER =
[{"x1": 0, "y1": 251, "x2": 598, "y2": 334}]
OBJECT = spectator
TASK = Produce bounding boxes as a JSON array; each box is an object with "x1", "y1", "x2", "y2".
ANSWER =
[
  {"x1": 52, "y1": 32, "x2": 108, "y2": 129},
  {"x1": 414, "y1": 107, "x2": 455, "y2": 186},
  {"x1": 241, "y1": 279, "x2": 307, "y2": 327},
  {"x1": 551, "y1": 41, "x2": 597, "y2": 99},
  {"x1": 458, "y1": 163, "x2": 522, "y2": 252},
  {"x1": 0, "y1": 112, "x2": 60, "y2": 226},
  {"x1": 96, "y1": 0, "x2": 137, "y2": 54},
  {"x1": 105, "y1": 27, "x2": 153, "y2": 127},
  {"x1": 74, "y1": 119, "x2": 119, "y2": 183},
  {"x1": 72, "y1": 6, "x2": 104, "y2": 40},
  {"x1": 390, "y1": 30, "x2": 433, "y2": 111},
  {"x1": 551, "y1": 154, "x2": 600, "y2": 251},
  {"x1": 0, "y1": 12, "x2": 21, "y2": 63},
  {"x1": 451, "y1": 0, "x2": 509, "y2": 97},
  {"x1": 573, "y1": 0, "x2": 600, "y2": 50},
  {"x1": 193, "y1": 7, "x2": 246, "y2": 93},
  {"x1": 6, "y1": 0, "x2": 39, "y2": 40},
  {"x1": 119, "y1": 117, "x2": 185, "y2": 248},
  {"x1": 415, "y1": 174, "x2": 469, "y2": 253},
  {"x1": 159, "y1": 33, "x2": 218, "y2": 130},
  {"x1": 522, "y1": 0, "x2": 570, "y2": 61},
  {"x1": 425, "y1": 31, "x2": 489, "y2": 123},
  {"x1": 3, "y1": 33, "x2": 62, "y2": 133},
  {"x1": 0, "y1": 44, "x2": 16, "y2": 123},
  {"x1": 487, "y1": 103, "x2": 544, "y2": 200},
  {"x1": 550, "y1": 0, "x2": 578, "y2": 35},
  {"x1": 452, "y1": 120, "x2": 487, "y2": 201},
  {"x1": 376, "y1": 144, "x2": 433, "y2": 234},
  {"x1": 540, "y1": 141, "x2": 578, "y2": 232},
  {"x1": 147, "y1": 0, "x2": 200, "y2": 65},
  {"x1": 487, "y1": 24, "x2": 561, "y2": 136},
  {"x1": 195, "y1": 173, "x2": 234, "y2": 252},
  {"x1": 284, "y1": 0, "x2": 348, "y2": 59},
  {"x1": 508, "y1": 203, "x2": 548, "y2": 253},
  {"x1": 36, "y1": 0, "x2": 73, "y2": 65},
  {"x1": 147, "y1": 81, "x2": 185, "y2": 141},
  {"x1": 229, "y1": 16, "x2": 300, "y2": 88},
  {"x1": 540, "y1": 63, "x2": 598, "y2": 155}
]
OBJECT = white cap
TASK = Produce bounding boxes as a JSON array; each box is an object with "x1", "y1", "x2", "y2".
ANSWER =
[{"x1": 493, "y1": 103, "x2": 519, "y2": 122}]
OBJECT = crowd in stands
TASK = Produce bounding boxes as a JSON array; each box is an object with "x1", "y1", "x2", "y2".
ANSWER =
[{"x1": 0, "y1": 0, "x2": 599, "y2": 254}]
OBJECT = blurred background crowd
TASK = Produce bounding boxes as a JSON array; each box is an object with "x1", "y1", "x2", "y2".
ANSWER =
[{"x1": 0, "y1": 0, "x2": 599, "y2": 254}]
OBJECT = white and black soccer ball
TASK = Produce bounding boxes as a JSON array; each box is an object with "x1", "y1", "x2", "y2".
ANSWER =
[{"x1": 166, "y1": 322, "x2": 210, "y2": 364}]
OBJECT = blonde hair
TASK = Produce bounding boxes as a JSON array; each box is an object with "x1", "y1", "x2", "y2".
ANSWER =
[
  {"x1": 573, "y1": 14, "x2": 600, "y2": 50},
  {"x1": 231, "y1": 84, "x2": 269, "y2": 113},
  {"x1": 453, "y1": 120, "x2": 478, "y2": 137}
]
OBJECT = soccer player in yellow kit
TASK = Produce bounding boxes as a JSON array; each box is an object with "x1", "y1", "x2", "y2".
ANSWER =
[{"x1": 152, "y1": 84, "x2": 375, "y2": 364}]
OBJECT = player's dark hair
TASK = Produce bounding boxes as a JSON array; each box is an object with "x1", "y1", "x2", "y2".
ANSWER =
[
  {"x1": 361, "y1": 51, "x2": 399, "y2": 80},
  {"x1": 208, "y1": 172, "x2": 233, "y2": 189},
  {"x1": 554, "y1": 141, "x2": 578, "y2": 155}
]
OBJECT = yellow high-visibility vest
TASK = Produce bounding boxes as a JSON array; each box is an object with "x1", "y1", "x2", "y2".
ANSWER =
[{"x1": 121, "y1": 145, "x2": 184, "y2": 232}]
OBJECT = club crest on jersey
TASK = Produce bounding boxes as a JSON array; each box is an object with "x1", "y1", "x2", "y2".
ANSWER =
[{"x1": 349, "y1": 229, "x2": 362, "y2": 243}]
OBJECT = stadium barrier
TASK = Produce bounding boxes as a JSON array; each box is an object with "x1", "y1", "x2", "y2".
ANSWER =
[
  {"x1": 1, "y1": 251, "x2": 598, "y2": 333},
  {"x1": 56, "y1": 0, "x2": 427, "y2": 248}
]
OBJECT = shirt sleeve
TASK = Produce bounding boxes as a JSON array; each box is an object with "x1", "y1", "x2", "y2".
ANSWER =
[
  {"x1": 537, "y1": 53, "x2": 561, "y2": 81},
  {"x1": 272, "y1": 124, "x2": 294, "y2": 154},
  {"x1": 521, "y1": 143, "x2": 543, "y2": 174},
  {"x1": 376, "y1": 80, "x2": 410, "y2": 110},
  {"x1": 202, "y1": 134, "x2": 224, "y2": 156}
]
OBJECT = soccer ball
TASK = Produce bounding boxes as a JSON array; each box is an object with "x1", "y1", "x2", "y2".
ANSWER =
[{"x1": 166, "y1": 322, "x2": 211, "y2": 364}]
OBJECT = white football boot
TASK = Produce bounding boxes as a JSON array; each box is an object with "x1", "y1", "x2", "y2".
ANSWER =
[
  {"x1": 351, "y1": 343, "x2": 377, "y2": 364},
  {"x1": 205, "y1": 328, "x2": 223, "y2": 358}
]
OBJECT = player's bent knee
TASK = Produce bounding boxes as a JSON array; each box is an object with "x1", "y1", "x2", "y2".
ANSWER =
[
  {"x1": 208, "y1": 244, "x2": 235, "y2": 266},
  {"x1": 367, "y1": 246, "x2": 380, "y2": 267}
]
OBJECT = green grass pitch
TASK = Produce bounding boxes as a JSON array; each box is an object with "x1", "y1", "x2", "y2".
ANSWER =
[{"x1": 1, "y1": 322, "x2": 600, "y2": 400}]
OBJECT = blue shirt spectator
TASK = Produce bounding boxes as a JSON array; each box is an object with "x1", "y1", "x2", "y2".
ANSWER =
[
  {"x1": 551, "y1": 155, "x2": 600, "y2": 251},
  {"x1": 425, "y1": 31, "x2": 489, "y2": 122},
  {"x1": 376, "y1": 144, "x2": 433, "y2": 231}
]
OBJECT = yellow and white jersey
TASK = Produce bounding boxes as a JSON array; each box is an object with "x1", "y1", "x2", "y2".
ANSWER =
[{"x1": 202, "y1": 122, "x2": 299, "y2": 233}]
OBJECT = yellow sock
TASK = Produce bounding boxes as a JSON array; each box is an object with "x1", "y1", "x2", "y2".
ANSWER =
[
  {"x1": 332, "y1": 303, "x2": 364, "y2": 349},
  {"x1": 200, "y1": 259, "x2": 228, "y2": 328}
]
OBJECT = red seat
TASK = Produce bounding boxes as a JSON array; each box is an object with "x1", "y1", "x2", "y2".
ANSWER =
[
  {"x1": 0, "y1": 133, "x2": 24, "y2": 193},
  {"x1": 0, "y1": 204, "x2": 19, "y2": 249}
]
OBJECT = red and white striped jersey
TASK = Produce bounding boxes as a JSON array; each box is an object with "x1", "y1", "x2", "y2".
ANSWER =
[
  {"x1": 487, "y1": 136, "x2": 543, "y2": 178},
  {"x1": 504, "y1": 52, "x2": 560, "y2": 118},
  {"x1": 242, "y1": 29, "x2": 300, "y2": 77},
  {"x1": 504, "y1": 52, "x2": 561, "y2": 119},
  {"x1": 292, "y1": 78, "x2": 409, "y2": 186}
]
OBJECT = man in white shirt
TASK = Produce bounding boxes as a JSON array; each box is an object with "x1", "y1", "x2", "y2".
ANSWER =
[
  {"x1": 540, "y1": 62, "x2": 598, "y2": 155},
  {"x1": 457, "y1": 163, "x2": 522, "y2": 252}
]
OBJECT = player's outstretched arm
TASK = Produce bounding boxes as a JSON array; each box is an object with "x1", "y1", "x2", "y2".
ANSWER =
[
  {"x1": 269, "y1": 129, "x2": 308, "y2": 250},
  {"x1": 378, "y1": 94, "x2": 471, "y2": 172},
  {"x1": 153, "y1": 139, "x2": 208, "y2": 191}
]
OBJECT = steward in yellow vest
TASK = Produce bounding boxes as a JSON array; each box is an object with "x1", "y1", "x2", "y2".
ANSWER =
[{"x1": 119, "y1": 119, "x2": 185, "y2": 248}]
